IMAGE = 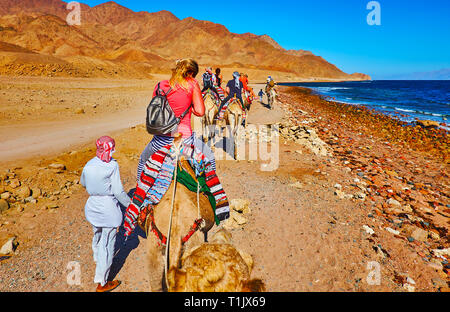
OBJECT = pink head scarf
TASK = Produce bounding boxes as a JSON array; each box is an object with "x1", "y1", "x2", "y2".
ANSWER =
[{"x1": 96, "y1": 136, "x2": 115, "y2": 163}]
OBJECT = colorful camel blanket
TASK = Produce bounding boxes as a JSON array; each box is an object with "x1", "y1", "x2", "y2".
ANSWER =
[
  {"x1": 202, "y1": 87, "x2": 225, "y2": 104},
  {"x1": 123, "y1": 141, "x2": 229, "y2": 237},
  {"x1": 217, "y1": 98, "x2": 247, "y2": 121}
]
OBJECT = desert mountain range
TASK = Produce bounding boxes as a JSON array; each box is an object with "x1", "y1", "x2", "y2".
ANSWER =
[{"x1": 0, "y1": 0, "x2": 371, "y2": 81}]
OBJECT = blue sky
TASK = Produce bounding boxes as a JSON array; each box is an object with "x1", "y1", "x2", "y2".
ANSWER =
[{"x1": 74, "y1": 0, "x2": 450, "y2": 79}]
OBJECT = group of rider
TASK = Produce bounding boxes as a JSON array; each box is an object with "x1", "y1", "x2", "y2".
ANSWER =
[
  {"x1": 81, "y1": 59, "x2": 277, "y2": 293},
  {"x1": 201, "y1": 67, "x2": 276, "y2": 114}
]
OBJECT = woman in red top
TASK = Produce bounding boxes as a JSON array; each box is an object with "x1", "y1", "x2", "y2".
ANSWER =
[
  {"x1": 137, "y1": 58, "x2": 208, "y2": 176},
  {"x1": 125, "y1": 59, "x2": 231, "y2": 238}
]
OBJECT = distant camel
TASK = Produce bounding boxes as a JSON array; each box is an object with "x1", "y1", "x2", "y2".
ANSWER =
[
  {"x1": 167, "y1": 229, "x2": 266, "y2": 292},
  {"x1": 139, "y1": 156, "x2": 216, "y2": 292},
  {"x1": 266, "y1": 88, "x2": 277, "y2": 110},
  {"x1": 220, "y1": 98, "x2": 244, "y2": 160},
  {"x1": 202, "y1": 90, "x2": 219, "y2": 144}
]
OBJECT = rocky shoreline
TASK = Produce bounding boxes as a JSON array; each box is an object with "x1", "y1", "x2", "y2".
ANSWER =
[{"x1": 275, "y1": 86, "x2": 449, "y2": 290}]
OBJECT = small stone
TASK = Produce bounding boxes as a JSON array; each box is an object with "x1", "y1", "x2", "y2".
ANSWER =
[
  {"x1": 363, "y1": 225, "x2": 375, "y2": 235},
  {"x1": 334, "y1": 183, "x2": 342, "y2": 190},
  {"x1": 387, "y1": 198, "x2": 401, "y2": 207},
  {"x1": 431, "y1": 278, "x2": 448, "y2": 288},
  {"x1": 386, "y1": 227, "x2": 400, "y2": 235},
  {"x1": 411, "y1": 227, "x2": 429, "y2": 242},
  {"x1": 290, "y1": 181, "x2": 303, "y2": 189},
  {"x1": 230, "y1": 199, "x2": 250, "y2": 214},
  {"x1": 0, "y1": 237, "x2": 18, "y2": 255},
  {"x1": 403, "y1": 284, "x2": 415, "y2": 292},
  {"x1": 1, "y1": 192, "x2": 10, "y2": 200},
  {"x1": 432, "y1": 248, "x2": 450, "y2": 258},
  {"x1": 48, "y1": 163, "x2": 66, "y2": 171},
  {"x1": 335, "y1": 190, "x2": 345, "y2": 199},
  {"x1": 0, "y1": 199, "x2": 9, "y2": 213},
  {"x1": 232, "y1": 213, "x2": 247, "y2": 226},
  {"x1": 31, "y1": 188, "x2": 41, "y2": 199},
  {"x1": 9, "y1": 179, "x2": 21, "y2": 189},
  {"x1": 46, "y1": 204, "x2": 59, "y2": 210},
  {"x1": 15, "y1": 186, "x2": 31, "y2": 199},
  {"x1": 24, "y1": 196, "x2": 37, "y2": 204}
]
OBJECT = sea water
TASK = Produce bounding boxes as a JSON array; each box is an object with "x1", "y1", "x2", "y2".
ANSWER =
[{"x1": 280, "y1": 80, "x2": 450, "y2": 127}]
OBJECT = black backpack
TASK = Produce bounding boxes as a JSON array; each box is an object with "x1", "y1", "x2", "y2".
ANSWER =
[
  {"x1": 145, "y1": 83, "x2": 192, "y2": 136},
  {"x1": 203, "y1": 72, "x2": 213, "y2": 88}
]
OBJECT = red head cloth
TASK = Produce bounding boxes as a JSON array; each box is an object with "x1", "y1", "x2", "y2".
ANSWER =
[{"x1": 96, "y1": 136, "x2": 115, "y2": 163}]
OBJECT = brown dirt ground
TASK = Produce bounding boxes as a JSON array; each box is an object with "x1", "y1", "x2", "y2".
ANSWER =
[{"x1": 0, "y1": 78, "x2": 448, "y2": 292}]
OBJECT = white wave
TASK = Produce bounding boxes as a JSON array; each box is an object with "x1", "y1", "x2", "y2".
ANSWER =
[
  {"x1": 315, "y1": 87, "x2": 352, "y2": 92},
  {"x1": 394, "y1": 107, "x2": 415, "y2": 113}
]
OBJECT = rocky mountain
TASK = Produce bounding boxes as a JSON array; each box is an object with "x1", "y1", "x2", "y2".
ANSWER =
[{"x1": 0, "y1": 0, "x2": 371, "y2": 81}]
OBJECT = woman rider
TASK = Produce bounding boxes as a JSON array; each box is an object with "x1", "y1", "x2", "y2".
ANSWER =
[{"x1": 125, "y1": 59, "x2": 230, "y2": 237}]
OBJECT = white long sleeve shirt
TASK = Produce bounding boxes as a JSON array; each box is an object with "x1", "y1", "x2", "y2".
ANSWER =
[{"x1": 81, "y1": 157, "x2": 131, "y2": 228}]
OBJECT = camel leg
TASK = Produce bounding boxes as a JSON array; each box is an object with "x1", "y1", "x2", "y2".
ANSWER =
[
  {"x1": 147, "y1": 238, "x2": 165, "y2": 292},
  {"x1": 208, "y1": 109, "x2": 216, "y2": 142},
  {"x1": 234, "y1": 115, "x2": 243, "y2": 160}
]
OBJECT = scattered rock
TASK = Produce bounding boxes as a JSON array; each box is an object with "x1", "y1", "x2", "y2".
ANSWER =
[
  {"x1": 232, "y1": 212, "x2": 248, "y2": 226},
  {"x1": 9, "y1": 179, "x2": 21, "y2": 189},
  {"x1": 354, "y1": 192, "x2": 366, "y2": 200},
  {"x1": 385, "y1": 227, "x2": 400, "y2": 235},
  {"x1": 432, "y1": 248, "x2": 450, "y2": 258},
  {"x1": 48, "y1": 163, "x2": 66, "y2": 171},
  {"x1": 431, "y1": 278, "x2": 448, "y2": 288},
  {"x1": 1, "y1": 192, "x2": 11, "y2": 200},
  {"x1": 363, "y1": 225, "x2": 375, "y2": 235},
  {"x1": 0, "y1": 199, "x2": 9, "y2": 213},
  {"x1": 386, "y1": 198, "x2": 401, "y2": 207},
  {"x1": 335, "y1": 189, "x2": 345, "y2": 199},
  {"x1": 230, "y1": 199, "x2": 251, "y2": 214},
  {"x1": 24, "y1": 196, "x2": 37, "y2": 204},
  {"x1": 15, "y1": 186, "x2": 31, "y2": 199},
  {"x1": 413, "y1": 230, "x2": 431, "y2": 244},
  {"x1": 31, "y1": 187, "x2": 41, "y2": 199},
  {"x1": 46, "y1": 204, "x2": 59, "y2": 210},
  {"x1": 0, "y1": 237, "x2": 18, "y2": 256},
  {"x1": 416, "y1": 120, "x2": 439, "y2": 128},
  {"x1": 290, "y1": 181, "x2": 303, "y2": 189}
]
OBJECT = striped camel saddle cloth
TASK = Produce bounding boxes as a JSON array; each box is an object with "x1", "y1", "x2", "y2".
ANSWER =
[{"x1": 137, "y1": 157, "x2": 220, "y2": 233}]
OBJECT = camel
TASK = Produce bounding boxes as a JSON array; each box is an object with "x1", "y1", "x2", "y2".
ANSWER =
[
  {"x1": 220, "y1": 98, "x2": 244, "y2": 160},
  {"x1": 202, "y1": 90, "x2": 219, "y2": 144},
  {"x1": 266, "y1": 88, "x2": 277, "y2": 110},
  {"x1": 140, "y1": 156, "x2": 216, "y2": 292},
  {"x1": 167, "y1": 229, "x2": 266, "y2": 292},
  {"x1": 242, "y1": 90, "x2": 252, "y2": 111}
]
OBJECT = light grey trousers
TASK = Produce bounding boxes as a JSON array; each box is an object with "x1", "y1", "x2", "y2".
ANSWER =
[{"x1": 92, "y1": 226, "x2": 117, "y2": 286}]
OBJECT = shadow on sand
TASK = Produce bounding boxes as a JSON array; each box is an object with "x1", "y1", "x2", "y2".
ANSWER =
[{"x1": 108, "y1": 188, "x2": 146, "y2": 281}]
